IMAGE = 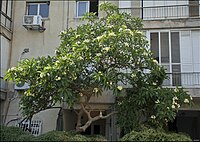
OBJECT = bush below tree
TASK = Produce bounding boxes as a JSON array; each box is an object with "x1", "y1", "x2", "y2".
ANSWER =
[
  {"x1": 120, "y1": 126, "x2": 192, "y2": 141},
  {"x1": 0, "y1": 125, "x2": 107, "y2": 141}
]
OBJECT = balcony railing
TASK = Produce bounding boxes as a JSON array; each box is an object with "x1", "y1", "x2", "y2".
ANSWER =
[
  {"x1": 163, "y1": 72, "x2": 200, "y2": 87},
  {"x1": 119, "y1": 4, "x2": 200, "y2": 20}
]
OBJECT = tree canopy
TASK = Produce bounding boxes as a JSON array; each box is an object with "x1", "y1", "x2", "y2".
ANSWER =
[{"x1": 5, "y1": 3, "x2": 192, "y2": 133}]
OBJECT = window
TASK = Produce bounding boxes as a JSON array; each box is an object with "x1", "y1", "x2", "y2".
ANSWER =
[
  {"x1": 27, "y1": 2, "x2": 49, "y2": 18},
  {"x1": 150, "y1": 31, "x2": 181, "y2": 86},
  {"x1": 189, "y1": 0, "x2": 199, "y2": 17},
  {"x1": 76, "y1": 0, "x2": 98, "y2": 17},
  {"x1": 1, "y1": 0, "x2": 13, "y2": 30}
]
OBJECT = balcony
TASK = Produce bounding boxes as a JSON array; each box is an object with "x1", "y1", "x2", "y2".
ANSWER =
[
  {"x1": 119, "y1": 4, "x2": 200, "y2": 20},
  {"x1": 163, "y1": 72, "x2": 200, "y2": 87}
]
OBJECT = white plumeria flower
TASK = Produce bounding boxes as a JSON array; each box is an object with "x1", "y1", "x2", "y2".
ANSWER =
[
  {"x1": 155, "y1": 100, "x2": 160, "y2": 104},
  {"x1": 117, "y1": 86, "x2": 123, "y2": 91},
  {"x1": 108, "y1": 32, "x2": 116, "y2": 37},
  {"x1": 10, "y1": 67, "x2": 16, "y2": 71},
  {"x1": 177, "y1": 104, "x2": 180, "y2": 108},
  {"x1": 190, "y1": 96, "x2": 193, "y2": 100},
  {"x1": 96, "y1": 53, "x2": 102, "y2": 57},
  {"x1": 124, "y1": 42, "x2": 129, "y2": 47},
  {"x1": 122, "y1": 25, "x2": 127, "y2": 29},
  {"x1": 76, "y1": 34, "x2": 80, "y2": 38},
  {"x1": 136, "y1": 30, "x2": 143, "y2": 34},
  {"x1": 93, "y1": 88, "x2": 98, "y2": 93},
  {"x1": 62, "y1": 56, "x2": 67, "y2": 60},
  {"x1": 171, "y1": 104, "x2": 176, "y2": 109},
  {"x1": 119, "y1": 28, "x2": 123, "y2": 32},
  {"x1": 131, "y1": 74, "x2": 136, "y2": 78},
  {"x1": 173, "y1": 97, "x2": 178, "y2": 101},
  {"x1": 153, "y1": 60, "x2": 158, "y2": 64},
  {"x1": 84, "y1": 39, "x2": 90, "y2": 43},
  {"x1": 174, "y1": 88, "x2": 179, "y2": 92},
  {"x1": 55, "y1": 76, "x2": 61, "y2": 81},
  {"x1": 118, "y1": 102, "x2": 122, "y2": 105},
  {"x1": 79, "y1": 56, "x2": 83, "y2": 60},
  {"x1": 125, "y1": 29, "x2": 133, "y2": 35},
  {"x1": 103, "y1": 47, "x2": 110, "y2": 52},
  {"x1": 96, "y1": 35, "x2": 104, "y2": 41},
  {"x1": 184, "y1": 99, "x2": 189, "y2": 103},
  {"x1": 153, "y1": 82, "x2": 157, "y2": 85},
  {"x1": 151, "y1": 115, "x2": 156, "y2": 119},
  {"x1": 40, "y1": 73, "x2": 45, "y2": 78}
]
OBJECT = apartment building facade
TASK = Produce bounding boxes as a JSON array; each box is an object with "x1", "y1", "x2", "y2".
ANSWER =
[
  {"x1": 1, "y1": 0, "x2": 200, "y2": 141},
  {"x1": 0, "y1": 0, "x2": 14, "y2": 125},
  {"x1": 119, "y1": 0, "x2": 200, "y2": 140}
]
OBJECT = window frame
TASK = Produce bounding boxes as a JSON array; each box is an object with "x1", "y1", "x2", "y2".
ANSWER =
[
  {"x1": 76, "y1": 1, "x2": 90, "y2": 17},
  {"x1": 148, "y1": 30, "x2": 182, "y2": 86},
  {"x1": 26, "y1": 2, "x2": 49, "y2": 19}
]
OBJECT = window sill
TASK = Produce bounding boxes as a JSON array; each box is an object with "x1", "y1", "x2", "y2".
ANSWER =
[
  {"x1": 41, "y1": 17, "x2": 50, "y2": 21},
  {"x1": 73, "y1": 16, "x2": 100, "y2": 20}
]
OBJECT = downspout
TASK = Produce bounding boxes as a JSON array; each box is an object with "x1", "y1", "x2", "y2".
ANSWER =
[
  {"x1": 66, "y1": 0, "x2": 69, "y2": 29},
  {"x1": 141, "y1": 0, "x2": 143, "y2": 19}
]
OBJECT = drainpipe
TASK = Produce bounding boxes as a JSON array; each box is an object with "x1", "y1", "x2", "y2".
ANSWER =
[
  {"x1": 66, "y1": 0, "x2": 69, "y2": 29},
  {"x1": 141, "y1": 0, "x2": 143, "y2": 19}
]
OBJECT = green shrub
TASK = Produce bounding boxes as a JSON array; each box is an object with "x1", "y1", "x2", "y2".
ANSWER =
[
  {"x1": 34, "y1": 130, "x2": 90, "y2": 141},
  {"x1": 17, "y1": 134, "x2": 36, "y2": 141},
  {"x1": 0, "y1": 125, "x2": 34, "y2": 141},
  {"x1": 87, "y1": 135, "x2": 107, "y2": 141},
  {"x1": 34, "y1": 131, "x2": 65, "y2": 141},
  {"x1": 120, "y1": 128, "x2": 192, "y2": 141},
  {"x1": 0, "y1": 125, "x2": 108, "y2": 141}
]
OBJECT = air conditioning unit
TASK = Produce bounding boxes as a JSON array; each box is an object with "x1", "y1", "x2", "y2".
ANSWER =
[
  {"x1": 23, "y1": 15, "x2": 43, "y2": 30},
  {"x1": 14, "y1": 82, "x2": 30, "y2": 90}
]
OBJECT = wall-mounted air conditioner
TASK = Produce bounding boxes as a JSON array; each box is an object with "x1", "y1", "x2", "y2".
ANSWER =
[
  {"x1": 23, "y1": 15, "x2": 44, "y2": 30},
  {"x1": 14, "y1": 82, "x2": 30, "y2": 90}
]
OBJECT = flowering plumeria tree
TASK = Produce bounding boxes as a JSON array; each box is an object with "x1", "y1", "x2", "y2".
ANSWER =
[
  {"x1": 117, "y1": 72, "x2": 192, "y2": 133},
  {"x1": 5, "y1": 3, "x2": 192, "y2": 133}
]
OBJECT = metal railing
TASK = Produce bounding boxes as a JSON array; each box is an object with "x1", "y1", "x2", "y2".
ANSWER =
[
  {"x1": 119, "y1": 4, "x2": 200, "y2": 20},
  {"x1": 17, "y1": 119, "x2": 42, "y2": 136},
  {"x1": 163, "y1": 72, "x2": 200, "y2": 87}
]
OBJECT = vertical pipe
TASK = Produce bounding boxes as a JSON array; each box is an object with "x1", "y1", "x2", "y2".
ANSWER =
[
  {"x1": 66, "y1": 0, "x2": 69, "y2": 29},
  {"x1": 141, "y1": 0, "x2": 143, "y2": 19}
]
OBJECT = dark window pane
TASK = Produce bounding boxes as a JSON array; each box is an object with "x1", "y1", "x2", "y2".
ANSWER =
[
  {"x1": 189, "y1": 0, "x2": 199, "y2": 17},
  {"x1": 150, "y1": 33, "x2": 159, "y2": 62},
  {"x1": 39, "y1": 4, "x2": 49, "y2": 18},
  {"x1": 172, "y1": 65, "x2": 181, "y2": 86},
  {"x1": 90, "y1": 0, "x2": 98, "y2": 16},
  {"x1": 28, "y1": 4, "x2": 38, "y2": 15},
  {"x1": 161, "y1": 32, "x2": 169, "y2": 63},
  {"x1": 171, "y1": 32, "x2": 180, "y2": 63}
]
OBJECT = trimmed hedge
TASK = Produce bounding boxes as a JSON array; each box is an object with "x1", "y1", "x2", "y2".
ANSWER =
[
  {"x1": 0, "y1": 125, "x2": 34, "y2": 141},
  {"x1": 34, "y1": 130, "x2": 89, "y2": 141},
  {"x1": 86, "y1": 135, "x2": 107, "y2": 141},
  {"x1": 0, "y1": 125, "x2": 107, "y2": 141},
  {"x1": 121, "y1": 128, "x2": 192, "y2": 141}
]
